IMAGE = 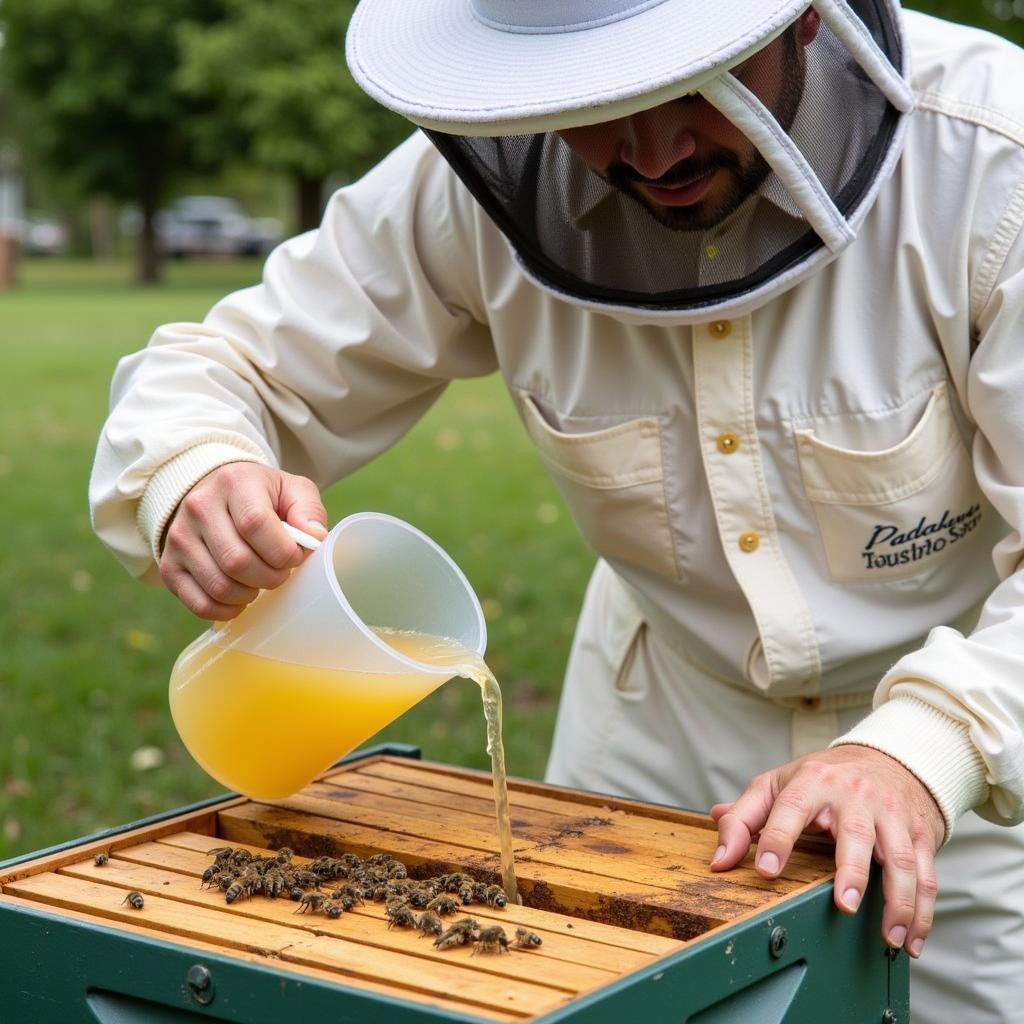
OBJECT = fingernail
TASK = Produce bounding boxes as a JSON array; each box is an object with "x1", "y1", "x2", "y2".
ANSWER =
[
  {"x1": 757, "y1": 852, "x2": 780, "y2": 875},
  {"x1": 888, "y1": 925, "x2": 907, "y2": 948},
  {"x1": 306, "y1": 520, "x2": 328, "y2": 537},
  {"x1": 711, "y1": 845, "x2": 726, "y2": 866},
  {"x1": 842, "y1": 888, "x2": 862, "y2": 912},
  {"x1": 909, "y1": 938, "x2": 924, "y2": 958}
]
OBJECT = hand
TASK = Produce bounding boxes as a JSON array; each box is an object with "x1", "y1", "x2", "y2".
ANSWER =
[
  {"x1": 159, "y1": 463, "x2": 328, "y2": 620},
  {"x1": 709, "y1": 745, "x2": 945, "y2": 959}
]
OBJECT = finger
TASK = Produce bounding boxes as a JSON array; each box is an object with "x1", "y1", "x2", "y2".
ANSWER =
[
  {"x1": 832, "y1": 808, "x2": 876, "y2": 915},
  {"x1": 875, "y1": 819, "x2": 919, "y2": 950},
  {"x1": 161, "y1": 563, "x2": 248, "y2": 621},
  {"x1": 186, "y1": 543, "x2": 262, "y2": 609},
  {"x1": 711, "y1": 774, "x2": 776, "y2": 871},
  {"x1": 278, "y1": 472, "x2": 329, "y2": 539},
  {"x1": 709, "y1": 802, "x2": 734, "y2": 822},
  {"x1": 753, "y1": 771, "x2": 827, "y2": 879},
  {"x1": 905, "y1": 841, "x2": 938, "y2": 958},
  {"x1": 221, "y1": 476, "x2": 307, "y2": 574}
]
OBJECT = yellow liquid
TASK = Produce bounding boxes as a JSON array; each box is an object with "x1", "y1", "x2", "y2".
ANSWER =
[{"x1": 168, "y1": 627, "x2": 521, "y2": 902}]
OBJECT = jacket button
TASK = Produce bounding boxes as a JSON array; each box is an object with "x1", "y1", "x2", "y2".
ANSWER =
[
  {"x1": 708, "y1": 319, "x2": 732, "y2": 339},
  {"x1": 739, "y1": 531, "x2": 760, "y2": 553},
  {"x1": 717, "y1": 432, "x2": 740, "y2": 454}
]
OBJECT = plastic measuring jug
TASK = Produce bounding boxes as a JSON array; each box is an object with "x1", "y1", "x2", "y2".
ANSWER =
[{"x1": 168, "y1": 512, "x2": 487, "y2": 799}]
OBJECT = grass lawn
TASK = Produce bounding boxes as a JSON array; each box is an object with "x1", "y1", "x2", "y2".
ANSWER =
[{"x1": 0, "y1": 257, "x2": 593, "y2": 860}]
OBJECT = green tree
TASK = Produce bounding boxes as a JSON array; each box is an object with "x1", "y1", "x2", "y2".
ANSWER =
[
  {"x1": 915, "y1": 0, "x2": 1024, "y2": 45},
  {"x1": 1, "y1": 0, "x2": 227, "y2": 283},
  {"x1": 177, "y1": 0, "x2": 411, "y2": 232}
]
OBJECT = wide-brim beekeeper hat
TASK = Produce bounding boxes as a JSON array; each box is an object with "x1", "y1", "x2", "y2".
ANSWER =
[{"x1": 347, "y1": 1, "x2": 914, "y2": 323}]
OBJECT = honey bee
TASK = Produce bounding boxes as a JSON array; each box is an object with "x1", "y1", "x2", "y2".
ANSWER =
[
  {"x1": 206, "y1": 846, "x2": 235, "y2": 860},
  {"x1": 385, "y1": 902, "x2": 419, "y2": 930},
  {"x1": 426, "y1": 894, "x2": 461, "y2": 916},
  {"x1": 262, "y1": 869, "x2": 286, "y2": 899},
  {"x1": 216, "y1": 871, "x2": 239, "y2": 892},
  {"x1": 481, "y1": 884, "x2": 508, "y2": 908},
  {"x1": 295, "y1": 893, "x2": 326, "y2": 914},
  {"x1": 338, "y1": 852, "x2": 364, "y2": 870},
  {"x1": 93, "y1": 853, "x2": 109, "y2": 867},
  {"x1": 417, "y1": 910, "x2": 443, "y2": 938},
  {"x1": 121, "y1": 891, "x2": 145, "y2": 910},
  {"x1": 433, "y1": 917, "x2": 480, "y2": 950},
  {"x1": 274, "y1": 847, "x2": 294, "y2": 864},
  {"x1": 287, "y1": 886, "x2": 306, "y2": 902},
  {"x1": 513, "y1": 927, "x2": 543, "y2": 949},
  {"x1": 290, "y1": 869, "x2": 321, "y2": 889},
  {"x1": 443, "y1": 872, "x2": 474, "y2": 894},
  {"x1": 231, "y1": 849, "x2": 254, "y2": 866},
  {"x1": 367, "y1": 852, "x2": 393, "y2": 866},
  {"x1": 331, "y1": 884, "x2": 364, "y2": 910},
  {"x1": 224, "y1": 878, "x2": 251, "y2": 904},
  {"x1": 386, "y1": 861, "x2": 408, "y2": 880},
  {"x1": 405, "y1": 886, "x2": 433, "y2": 909},
  {"x1": 321, "y1": 899, "x2": 344, "y2": 920},
  {"x1": 473, "y1": 925, "x2": 510, "y2": 955}
]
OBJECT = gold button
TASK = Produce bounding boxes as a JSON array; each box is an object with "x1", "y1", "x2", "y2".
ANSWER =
[
  {"x1": 739, "y1": 531, "x2": 760, "y2": 553},
  {"x1": 800, "y1": 697, "x2": 822, "y2": 710},
  {"x1": 709, "y1": 320, "x2": 732, "y2": 339},
  {"x1": 716, "y1": 432, "x2": 740, "y2": 454},
  {"x1": 705, "y1": 244, "x2": 719, "y2": 260}
]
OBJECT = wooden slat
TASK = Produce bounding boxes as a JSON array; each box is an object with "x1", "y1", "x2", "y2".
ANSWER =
[
  {"x1": 5, "y1": 872, "x2": 569, "y2": 1018},
  {"x1": 0, "y1": 891, "x2": 518, "y2": 1022},
  {"x1": 347, "y1": 757, "x2": 836, "y2": 861},
  {"x1": 61, "y1": 856, "x2": 618, "y2": 993},
  {"x1": 305, "y1": 779, "x2": 815, "y2": 897},
  {"x1": 338, "y1": 760, "x2": 829, "y2": 879},
  {"x1": 158, "y1": 832, "x2": 682, "y2": 957},
  {"x1": 218, "y1": 801, "x2": 747, "y2": 939}
]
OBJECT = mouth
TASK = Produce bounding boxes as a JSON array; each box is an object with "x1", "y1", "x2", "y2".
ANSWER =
[{"x1": 637, "y1": 170, "x2": 717, "y2": 207}]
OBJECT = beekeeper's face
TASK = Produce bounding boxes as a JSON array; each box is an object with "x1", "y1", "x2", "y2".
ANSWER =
[{"x1": 558, "y1": 10, "x2": 821, "y2": 230}]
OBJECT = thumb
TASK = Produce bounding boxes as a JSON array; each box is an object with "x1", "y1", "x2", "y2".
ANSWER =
[{"x1": 277, "y1": 471, "x2": 329, "y2": 539}]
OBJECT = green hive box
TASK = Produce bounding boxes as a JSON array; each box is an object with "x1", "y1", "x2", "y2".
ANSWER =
[{"x1": 0, "y1": 745, "x2": 908, "y2": 1023}]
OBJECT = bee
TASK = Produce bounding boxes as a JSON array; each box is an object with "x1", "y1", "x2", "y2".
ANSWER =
[
  {"x1": 121, "y1": 891, "x2": 145, "y2": 910},
  {"x1": 216, "y1": 871, "x2": 238, "y2": 892},
  {"x1": 426, "y1": 894, "x2": 461, "y2": 916},
  {"x1": 367, "y1": 852, "x2": 393, "y2": 866},
  {"x1": 420, "y1": 877, "x2": 445, "y2": 898},
  {"x1": 321, "y1": 900, "x2": 344, "y2": 920},
  {"x1": 480, "y1": 884, "x2": 507, "y2": 909},
  {"x1": 433, "y1": 917, "x2": 480, "y2": 950},
  {"x1": 93, "y1": 853, "x2": 109, "y2": 867},
  {"x1": 386, "y1": 861, "x2": 408, "y2": 880},
  {"x1": 295, "y1": 892, "x2": 326, "y2": 914},
  {"x1": 385, "y1": 902, "x2": 419, "y2": 930},
  {"x1": 274, "y1": 847, "x2": 295, "y2": 864},
  {"x1": 417, "y1": 910, "x2": 443, "y2": 938},
  {"x1": 443, "y1": 872, "x2": 474, "y2": 894},
  {"x1": 331, "y1": 884, "x2": 364, "y2": 910},
  {"x1": 231, "y1": 849, "x2": 254, "y2": 866},
  {"x1": 513, "y1": 927, "x2": 544, "y2": 949},
  {"x1": 224, "y1": 879, "x2": 251, "y2": 904},
  {"x1": 339, "y1": 852, "x2": 363, "y2": 870},
  {"x1": 473, "y1": 925, "x2": 510, "y2": 955},
  {"x1": 290, "y1": 869, "x2": 321, "y2": 889},
  {"x1": 288, "y1": 886, "x2": 306, "y2": 902},
  {"x1": 405, "y1": 886, "x2": 433, "y2": 909},
  {"x1": 206, "y1": 846, "x2": 235, "y2": 860},
  {"x1": 369, "y1": 882, "x2": 391, "y2": 902},
  {"x1": 263, "y1": 869, "x2": 286, "y2": 899}
]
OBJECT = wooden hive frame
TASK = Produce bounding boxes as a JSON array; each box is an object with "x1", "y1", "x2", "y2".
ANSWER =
[{"x1": 0, "y1": 745, "x2": 908, "y2": 1023}]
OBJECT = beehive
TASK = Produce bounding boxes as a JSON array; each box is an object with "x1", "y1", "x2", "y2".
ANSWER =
[{"x1": 0, "y1": 746, "x2": 908, "y2": 1022}]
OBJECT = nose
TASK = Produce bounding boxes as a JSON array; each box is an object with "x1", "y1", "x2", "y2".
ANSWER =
[{"x1": 619, "y1": 100, "x2": 698, "y2": 180}]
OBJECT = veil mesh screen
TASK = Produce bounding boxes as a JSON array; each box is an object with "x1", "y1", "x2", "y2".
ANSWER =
[{"x1": 426, "y1": 0, "x2": 902, "y2": 312}]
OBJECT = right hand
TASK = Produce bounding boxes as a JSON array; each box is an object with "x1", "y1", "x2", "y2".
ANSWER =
[{"x1": 159, "y1": 463, "x2": 328, "y2": 620}]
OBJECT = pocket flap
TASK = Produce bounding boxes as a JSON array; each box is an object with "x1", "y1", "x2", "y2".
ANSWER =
[
  {"x1": 796, "y1": 383, "x2": 961, "y2": 505},
  {"x1": 517, "y1": 392, "x2": 664, "y2": 489}
]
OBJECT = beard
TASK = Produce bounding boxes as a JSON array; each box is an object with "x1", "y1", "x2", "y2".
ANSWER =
[{"x1": 604, "y1": 36, "x2": 806, "y2": 232}]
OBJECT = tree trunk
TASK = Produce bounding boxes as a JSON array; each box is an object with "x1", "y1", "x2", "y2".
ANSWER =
[
  {"x1": 295, "y1": 173, "x2": 325, "y2": 233},
  {"x1": 136, "y1": 154, "x2": 163, "y2": 285},
  {"x1": 88, "y1": 196, "x2": 116, "y2": 259}
]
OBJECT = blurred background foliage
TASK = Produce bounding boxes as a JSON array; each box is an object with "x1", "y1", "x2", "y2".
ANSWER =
[{"x1": 0, "y1": 1, "x2": 1022, "y2": 860}]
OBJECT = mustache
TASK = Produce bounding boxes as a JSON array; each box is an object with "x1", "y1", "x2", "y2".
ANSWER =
[{"x1": 607, "y1": 152, "x2": 740, "y2": 190}]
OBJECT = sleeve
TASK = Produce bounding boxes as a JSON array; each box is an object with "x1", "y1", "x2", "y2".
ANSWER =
[
  {"x1": 831, "y1": 164, "x2": 1024, "y2": 838},
  {"x1": 89, "y1": 132, "x2": 497, "y2": 584}
]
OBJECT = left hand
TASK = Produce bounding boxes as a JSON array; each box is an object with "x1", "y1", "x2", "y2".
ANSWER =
[{"x1": 709, "y1": 745, "x2": 945, "y2": 958}]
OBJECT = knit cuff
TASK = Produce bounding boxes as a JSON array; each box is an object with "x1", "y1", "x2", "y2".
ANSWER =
[
  {"x1": 137, "y1": 443, "x2": 272, "y2": 563},
  {"x1": 830, "y1": 695, "x2": 989, "y2": 842}
]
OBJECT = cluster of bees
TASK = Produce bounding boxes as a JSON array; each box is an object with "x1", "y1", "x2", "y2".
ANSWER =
[{"x1": 198, "y1": 844, "x2": 543, "y2": 955}]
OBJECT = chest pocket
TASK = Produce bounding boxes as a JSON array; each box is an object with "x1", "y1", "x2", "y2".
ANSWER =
[
  {"x1": 795, "y1": 383, "x2": 987, "y2": 583},
  {"x1": 516, "y1": 391, "x2": 681, "y2": 581}
]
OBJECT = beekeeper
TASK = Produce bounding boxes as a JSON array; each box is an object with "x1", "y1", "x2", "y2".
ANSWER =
[{"x1": 90, "y1": 1, "x2": 1024, "y2": 1018}]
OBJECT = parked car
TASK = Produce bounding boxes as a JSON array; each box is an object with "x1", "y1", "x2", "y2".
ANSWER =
[{"x1": 156, "y1": 196, "x2": 282, "y2": 258}]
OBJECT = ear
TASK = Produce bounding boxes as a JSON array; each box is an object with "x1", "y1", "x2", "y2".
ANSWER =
[{"x1": 795, "y1": 8, "x2": 822, "y2": 46}]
